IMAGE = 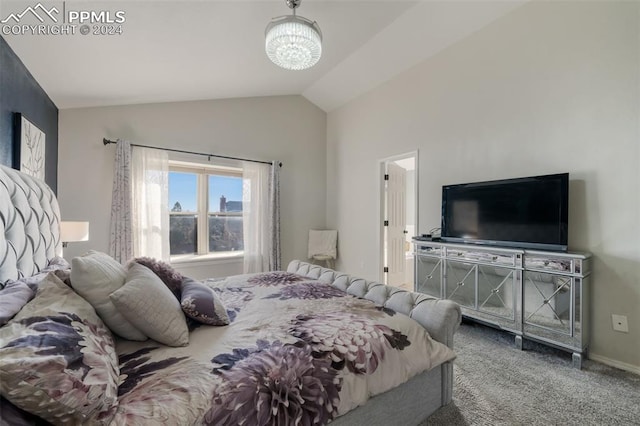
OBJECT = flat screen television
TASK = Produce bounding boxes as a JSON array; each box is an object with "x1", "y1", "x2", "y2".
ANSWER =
[{"x1": 441, "y1": 173, "x2": 569, "y2": 251}]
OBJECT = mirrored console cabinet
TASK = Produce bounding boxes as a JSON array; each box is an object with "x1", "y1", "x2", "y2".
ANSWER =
[{"x1": 413, "y1": 239, "x2": 591, "y2": 369}]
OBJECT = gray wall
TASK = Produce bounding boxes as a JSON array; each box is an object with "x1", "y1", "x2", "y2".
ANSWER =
[
  {"x1": 327, "y1": 2, "x2": 639, "y2": 370},
  {"x1": 0, "y1": 36, "x2": 58, "y2": 192},
  {"x1": 58, "y1": 95, "x2": 326, "y2": 278}
]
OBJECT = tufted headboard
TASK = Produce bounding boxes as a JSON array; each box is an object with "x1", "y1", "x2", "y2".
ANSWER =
[{"x1": 0, "y1": 165, "x2": 62, "y2": 282}]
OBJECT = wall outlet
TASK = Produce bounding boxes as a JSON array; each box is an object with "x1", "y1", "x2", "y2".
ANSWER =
[{"x1": 611, "y1": 314, "x2": 629, "y2": 333}]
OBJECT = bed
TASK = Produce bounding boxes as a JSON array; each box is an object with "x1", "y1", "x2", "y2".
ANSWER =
[{"x1": 0, "y1": 164, "x2": 461, "y2": 425}]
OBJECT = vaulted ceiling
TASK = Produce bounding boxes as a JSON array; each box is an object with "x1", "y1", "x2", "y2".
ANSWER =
[{"x1": 2, "y1": 1, "x2": 526, "y2": 111}]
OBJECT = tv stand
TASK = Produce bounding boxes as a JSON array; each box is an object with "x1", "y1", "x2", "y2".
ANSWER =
[{"x1": 412, "y1": 240, "x2": 591, "y2": 368}]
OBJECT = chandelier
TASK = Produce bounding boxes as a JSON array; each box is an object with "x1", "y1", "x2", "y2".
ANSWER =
[{"x1": 265, "y1": 0, "x2": 322, "y2": 71}]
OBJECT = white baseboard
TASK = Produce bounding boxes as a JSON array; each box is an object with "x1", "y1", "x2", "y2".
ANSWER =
[{"x1": 589, "y1": 353, "x2": 640, "y2": 375}]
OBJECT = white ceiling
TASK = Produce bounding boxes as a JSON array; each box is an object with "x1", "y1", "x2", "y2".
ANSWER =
[{"x1": 2, "y1": 1, "x2": 527, "y2": 111}]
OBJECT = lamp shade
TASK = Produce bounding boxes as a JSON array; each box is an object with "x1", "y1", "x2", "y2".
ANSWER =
[
  {"x1": 265, "y1": 15, "x2": 322, "y2": 70},
  {"x1": 60, "y1": 221, "x2": 89, "y2": 243}
]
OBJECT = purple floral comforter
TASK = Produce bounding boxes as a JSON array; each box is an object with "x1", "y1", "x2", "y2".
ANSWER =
[{"x1": 113, "y1": 272, "x2": 456, "y2": 425}]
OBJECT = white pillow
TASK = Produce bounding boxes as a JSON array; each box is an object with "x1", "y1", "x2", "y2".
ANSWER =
[
  {"x1": 110, "y1": 263, "x2": 189, "y2": 347},
  {"x1": 70, "y1": 251, "x2": 147, "y2": 341}
]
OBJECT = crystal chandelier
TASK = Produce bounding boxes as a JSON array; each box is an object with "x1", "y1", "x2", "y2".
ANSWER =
[{"x1": 265, "y1": 0, "x2": 322, "y2": 71}]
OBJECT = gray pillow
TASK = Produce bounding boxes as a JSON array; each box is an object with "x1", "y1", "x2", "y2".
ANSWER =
[
  {"x1": 17, "y1": 256, "x2": 72, "y2": 292},
  {"x1": 0, "y1": 281, "x2": 34, "y2": 326},
  {"x1": 71, "y1": 251, "x2": 147, "y2": 341},
  {"x1": 180, "y1": 278, "x2": 230, "y2": 326},
  {"x1": 132, "y1": 257, "x2": 184, "y2": 299},
  {"x1": 110, "y1": 263, "x2": 189, "y2": 347}
]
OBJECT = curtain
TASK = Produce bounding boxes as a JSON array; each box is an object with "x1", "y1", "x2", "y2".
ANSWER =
[
  {"x1": 109, "y1": 140, "x2": 132, "y2": 263},
  {"x1": 269, "y1": 163, "x2": 281, "y2": 271},
  {"x1": 131, "y1": 147, "x2": 170, "y2": 260},
  {"x1": 242, "y1": 161, "x2": 280, "y2": 273}
]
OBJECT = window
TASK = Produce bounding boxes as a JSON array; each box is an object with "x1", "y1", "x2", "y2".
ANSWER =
[{"x1": 168, "y1": 162, "x2": 243, "y2": 258}]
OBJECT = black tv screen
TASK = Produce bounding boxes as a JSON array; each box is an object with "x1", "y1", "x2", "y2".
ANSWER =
[{"x1": 441, "y1": 173, "x2": 569, "y2": 251}]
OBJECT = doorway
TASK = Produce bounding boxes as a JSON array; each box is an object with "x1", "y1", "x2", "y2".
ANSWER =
[{"x1": 380, "y1": 152, "x2": 417, "y2": 289}]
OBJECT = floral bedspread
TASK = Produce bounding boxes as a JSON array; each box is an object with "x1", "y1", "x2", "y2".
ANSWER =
[{"x1": 113, "y1": 272, "x2": 456, "y2": 425}]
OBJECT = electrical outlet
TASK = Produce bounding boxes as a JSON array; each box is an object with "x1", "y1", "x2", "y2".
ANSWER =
[{"x1": 611, "y1": 314, "x2": 629, "y2": 333}]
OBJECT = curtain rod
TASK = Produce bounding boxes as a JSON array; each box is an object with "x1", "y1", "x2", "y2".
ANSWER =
[{"x1": 103, "y1": 138, "x2": 282, "y2": 167}]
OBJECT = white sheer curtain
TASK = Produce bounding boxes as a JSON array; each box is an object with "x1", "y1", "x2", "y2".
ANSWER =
[
  {"x1": 109, "y1": 140, "x2": 132, "y2": 263},
  {"x1": 131, "y1": 147, "x2": 170, "y2": 260},
  {"x1": 242, "y1": 161, "x2": 280, "y2": 273}
]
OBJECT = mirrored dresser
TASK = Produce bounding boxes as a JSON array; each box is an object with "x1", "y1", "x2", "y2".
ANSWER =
[{"x1": 413, "y1": 239, "x2": 591, "y2": 369}]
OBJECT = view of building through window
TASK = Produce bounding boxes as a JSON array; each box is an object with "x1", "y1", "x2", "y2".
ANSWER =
[{"x1": 169, "y1": 170, "x2": 243, "y2": 256}]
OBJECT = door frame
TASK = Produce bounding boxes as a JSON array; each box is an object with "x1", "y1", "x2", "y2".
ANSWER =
[{"x1": 378, "y1": 150, "x2": 419, "y2": 284}]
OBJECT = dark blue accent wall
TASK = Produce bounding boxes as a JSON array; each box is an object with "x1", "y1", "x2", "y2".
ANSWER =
[{"x1": 0, "y1": 36, "x2": 58, "y2": 192}]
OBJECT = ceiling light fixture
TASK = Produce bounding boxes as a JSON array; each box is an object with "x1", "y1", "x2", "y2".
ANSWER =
[{"x1": 265, "y1": 0, "x2": 322, "y2": 71}]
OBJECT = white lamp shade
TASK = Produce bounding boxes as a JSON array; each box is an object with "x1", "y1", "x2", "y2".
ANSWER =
[{"x1": 60, "y1": 221, "x2": 89, "y2": 243}]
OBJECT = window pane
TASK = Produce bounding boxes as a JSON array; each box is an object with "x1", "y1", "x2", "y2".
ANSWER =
[
  {"x1": 209, "y1": 175, "x2": 243, "y2": 213},
  {"x1": 209, "y1": 215, "x2": 243, "y2": 252},
  {"x1": 169, "y1": 172, "x2": 197, "y2": 213},
  {"x1": 170, "y1": 214, "x2": 197, "y2": 255}
]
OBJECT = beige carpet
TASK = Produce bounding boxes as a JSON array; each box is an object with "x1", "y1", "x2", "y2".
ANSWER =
[{"x1": 423, "y1": 321, "x2": 640, "y2": 425}]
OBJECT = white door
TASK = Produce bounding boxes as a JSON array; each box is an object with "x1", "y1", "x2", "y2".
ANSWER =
[{"x1": 385, "y1": 162, "x2": 406, "y2": 286}]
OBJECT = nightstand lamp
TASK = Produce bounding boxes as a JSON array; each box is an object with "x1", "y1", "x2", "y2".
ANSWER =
[{"x1": 60, "y1": 221, "x2": 89, "y2": 248}]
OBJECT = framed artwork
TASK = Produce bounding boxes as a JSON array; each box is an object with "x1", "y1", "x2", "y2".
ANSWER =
[{"x1": 13, "y1": 113, "x2": 46, "y2": 180}]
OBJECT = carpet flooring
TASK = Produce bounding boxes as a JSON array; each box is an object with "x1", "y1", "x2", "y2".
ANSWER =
[{"x1": 423, "y1": 321, "x2": 640, "y2": 425}]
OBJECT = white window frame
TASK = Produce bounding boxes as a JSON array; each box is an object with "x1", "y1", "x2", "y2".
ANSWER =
[{"x1": 169, "y1": 160, "x2": 244, "y2": 263}]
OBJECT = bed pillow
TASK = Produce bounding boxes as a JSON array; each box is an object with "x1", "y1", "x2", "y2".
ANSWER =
[
  {"x1": 0, "y1": 273, "x2": 119, "y2": 425},
  {"x1": 16, "y1": 256, "x2": 72, "y2": 292},
  {"x1": 0, "y1": 281, "x2": 34, "y2": 326},
  {"x1": 180, "y1": 278, "x2": 230, "y2": 326},
  {"x1": 132, "y1": 257, "x2": 184, "y2": 299},
  {"x1": 110, "y1": 263, "x2": 189, "y2": 347},
  {"x1": 70, "y1": 251, "x2": 147, "y2": 341},
  {"x1": 0, "y1": 256, "x2": 75, "y2": 327}
]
